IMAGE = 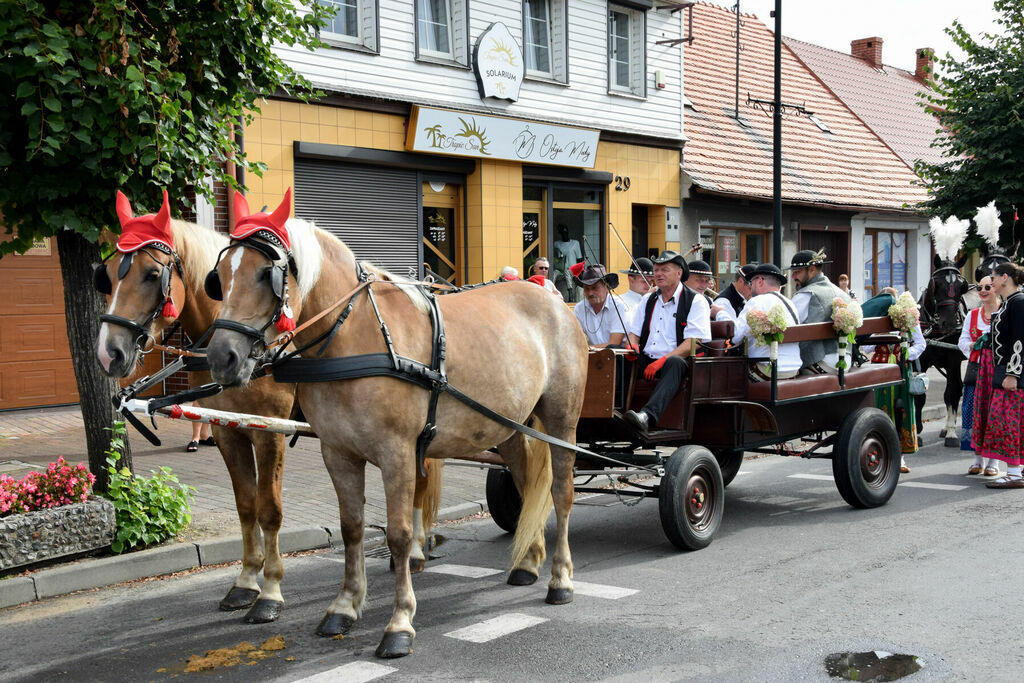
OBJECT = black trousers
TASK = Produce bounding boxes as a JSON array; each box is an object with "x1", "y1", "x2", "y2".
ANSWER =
[{"x1": 640, "y1": 355, "x2": 688, "y2": 421}]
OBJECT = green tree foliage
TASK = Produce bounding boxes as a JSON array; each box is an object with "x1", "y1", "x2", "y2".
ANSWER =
[
  {"x1": 916, "y1": 0, "x2": 1024, "y2": 248},
  {"x1": 0, "y1": 1, "x2": 329, "y2": 486}
]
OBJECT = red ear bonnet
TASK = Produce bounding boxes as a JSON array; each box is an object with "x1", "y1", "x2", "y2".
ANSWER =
[
  {"x1": 230, "y1": 187, "x2": 292, "y2": 250},
  {"x1": 115, "y1": 190, "x2": 174, "y2": 253}
]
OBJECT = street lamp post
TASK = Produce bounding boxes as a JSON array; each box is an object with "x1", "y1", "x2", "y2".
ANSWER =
[{"x1": 772, "y1": 0, "x2": 782, "y2": 267}]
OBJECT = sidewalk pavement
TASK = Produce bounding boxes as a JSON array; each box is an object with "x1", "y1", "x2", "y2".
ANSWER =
[
  {"x1": 0, "y1": 402, "x2": 490, "y2": 609},
  {"x1": 0, "y1": 368, "x2": 951, "y2": 610}
]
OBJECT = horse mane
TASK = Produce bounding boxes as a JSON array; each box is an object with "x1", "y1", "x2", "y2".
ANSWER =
[
  {"x1": 282, "y1": 218, "x2": 324, "y2": 300},
  {"x1": 169, "y1": 219, "x2": 227, "y2": 295},
  {"x1": 359, "y1": 261, "x2": 432, "y2": 314}
]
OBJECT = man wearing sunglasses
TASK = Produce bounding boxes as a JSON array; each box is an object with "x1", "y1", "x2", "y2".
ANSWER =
[{"x1": 530, "y1": 257, "x2": 560, "y2": 296}]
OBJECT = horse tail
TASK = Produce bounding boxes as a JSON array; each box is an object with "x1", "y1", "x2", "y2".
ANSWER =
[
  {"x1": 509, "y1": 417, "x2": 553, "y2": 571},
  {"x1": 419, "y1": 458, "x2": 443, "y2": 534}
]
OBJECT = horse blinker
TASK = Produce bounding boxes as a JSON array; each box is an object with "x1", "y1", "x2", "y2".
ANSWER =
[
  {"x1": 93, "y1": 264, "x2": 112, "y2": 294},
  {"x1": 205, "y1": 270, "x2": 223, "y2": 301},
  {"x1": 271, "y1": 266, "x2": 286, "y2": 299}
]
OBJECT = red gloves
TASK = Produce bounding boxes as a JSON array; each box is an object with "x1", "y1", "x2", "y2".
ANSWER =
[
  {"x1": 644, "y1": 356, "x2": 667, "y2": 380},
  {"x1": 623, "y1": 342, "x2": 639, "y2": 361}
]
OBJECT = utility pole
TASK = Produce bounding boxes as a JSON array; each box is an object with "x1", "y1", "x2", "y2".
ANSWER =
[{"x1": 772, "y1": 0, "x2": 782, "y2": 267}]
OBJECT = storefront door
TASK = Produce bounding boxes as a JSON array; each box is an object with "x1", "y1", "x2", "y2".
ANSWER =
[{"x1": 422, "y1": 181, "x2": 463, "y2": 285}]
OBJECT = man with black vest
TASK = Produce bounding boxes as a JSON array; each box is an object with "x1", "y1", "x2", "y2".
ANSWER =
[
  {"x1": 623, "y1": 250, "x2": 712, "y2": 432},
  {"x1": 788, "y1": 249, "x2": 850, "y2": 373},
  {"x1": 710, "y1": 263, "x2": 755, "y2": 322}
]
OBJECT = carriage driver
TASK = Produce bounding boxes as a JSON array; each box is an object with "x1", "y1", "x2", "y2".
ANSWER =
[
  {"x1": 623, "y1": 251, "x2": 712, "y2": 432},
  {"x1": 572, "y1": 264, "x2": 628, "y2": 348},
  {"x1": 788, "y1": 249, "x2": 850, "y2": 373}
]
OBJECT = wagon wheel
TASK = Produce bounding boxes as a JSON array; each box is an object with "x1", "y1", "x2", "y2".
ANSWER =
[
  {"x1": 658, "y1": 445, "x2": 724, "y2": 550},
  {"x1": 715, "y1": 450, "x2": 744, "y2": 487},
  {"x1": 832, "y1": 407, "x2": 901, "y2": 508},
  {"x1": 485, "y1": 467, "x2": 522, "y2": 533}
]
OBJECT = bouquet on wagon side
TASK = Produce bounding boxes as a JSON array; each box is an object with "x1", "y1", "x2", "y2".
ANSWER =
[
  {"x1": 832, "y1": 298, "x2": 864, "y2": 370},
  {"x1": 747, "y1": 304, "x2": 789, "y2": 359},
  {"x1": 887, "y1": 291, "x2": 920, "y2": 335}
]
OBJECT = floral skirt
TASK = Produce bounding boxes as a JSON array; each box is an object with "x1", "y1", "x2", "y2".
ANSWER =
[
  {"x1": 976, "y1": 387, "x2": 1024, "y2": 466},
  {"x1": 971, "y1": 350, "x2": 995, "y2": 451}
]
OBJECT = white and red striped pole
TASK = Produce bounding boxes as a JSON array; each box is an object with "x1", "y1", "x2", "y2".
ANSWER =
[{"x1": 121, "y1": 399, "x2": 316, "y2": 438}]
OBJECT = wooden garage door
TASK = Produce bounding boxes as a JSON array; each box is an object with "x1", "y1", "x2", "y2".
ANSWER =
[{"x1": 0, "y1": 237, "x2": 79, "y2": 410}]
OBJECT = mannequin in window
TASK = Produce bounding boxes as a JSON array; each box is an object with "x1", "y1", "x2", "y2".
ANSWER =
[{"x1": 553, "y1": 224, "x2": 583, "y2": 301}]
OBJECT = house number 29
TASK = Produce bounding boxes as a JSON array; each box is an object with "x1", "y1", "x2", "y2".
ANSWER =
[{"x1": 614, "y1": 175, "x2": 631, "y2": 191}]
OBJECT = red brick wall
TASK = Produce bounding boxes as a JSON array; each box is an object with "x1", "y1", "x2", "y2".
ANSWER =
[{"x1": 851, "y1": 37, "x2": 883, "y2": 68}]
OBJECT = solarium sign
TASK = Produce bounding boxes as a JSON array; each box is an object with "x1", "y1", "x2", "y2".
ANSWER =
[
  {"x1": 473, "y1": 22, "x2": 524, "y2": 102},
  {"x1": 407, "y1": 106, "x2": 599, "y2": 169}
]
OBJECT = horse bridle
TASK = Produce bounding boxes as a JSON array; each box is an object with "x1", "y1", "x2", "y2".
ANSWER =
[
  {"x1": 922, "y1": 264, "x2": 967, "y2": 336},
  {"x1": 94, "y1": 245, "x2": 184, "y2": 350},
  {"x1": 204, "y1": 234, "x2": 297, "y2": 358}
]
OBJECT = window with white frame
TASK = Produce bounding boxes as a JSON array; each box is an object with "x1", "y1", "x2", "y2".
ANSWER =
[
  {"x1": 417, "y1": 0, "x2": 468, "y2": 65},
  {"x1": 608, "y1": 3, "x2": 645, "y2": 97},
  {"x1": 317, "y1": 0, "x2": 377, "y2": 52},
  {"x1": 523, "y1": 0, "x2": 567, "y2": 82}
]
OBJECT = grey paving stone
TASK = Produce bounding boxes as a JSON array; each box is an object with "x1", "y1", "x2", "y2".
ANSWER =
[
  {"x1": 278, "y1": 526, "x2": 330, "y2": 554},
  {"x1": 0, "y1": 576, "x2": 37, "y2": 608},
  {"x1": 33, "y1": 544, "x2": 200, "y2": 599}
]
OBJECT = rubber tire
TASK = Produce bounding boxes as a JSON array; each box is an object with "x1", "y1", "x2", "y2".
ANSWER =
[
  {"x1": 485, "y1": 467, "x2": 522, "y2": 534},
  {"x1": 658, "y1": 445, "x2": 724, "y2": 551},
  {"x1": 832, "y1": 407, "x2": 901, "y2": 508},
  {"x1": 716, "y1": 450, "x2": 744, "y2": 487}
]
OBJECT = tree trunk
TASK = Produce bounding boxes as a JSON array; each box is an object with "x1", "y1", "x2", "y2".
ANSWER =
[{"x1": 56, "y1": 230, "x2": 132, "y2": 491}]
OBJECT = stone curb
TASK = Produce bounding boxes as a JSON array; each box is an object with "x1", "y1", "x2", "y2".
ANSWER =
[{"x1": 0, "y1": 501, "x2": 488, "y2": 610}]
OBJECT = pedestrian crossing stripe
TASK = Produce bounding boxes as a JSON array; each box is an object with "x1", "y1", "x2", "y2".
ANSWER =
[
  {"x1": 898, "y1": 481, "x2": 968, "y2": 491},
  {"x1": 788, "y1": 474, "x2": 833, "y2": 481},
  {"x1": 444, "y1": 613, "x2": 548, "y2": 643},
  {"x1": 572, "y1": 581, "x2": 638, "y2": 599},
  {"x1": 424, "y1": 564, "x2": 503, "y2": 578},
  {"x1": 293, "y1": 661, "x2": 397, "y2": 682}
]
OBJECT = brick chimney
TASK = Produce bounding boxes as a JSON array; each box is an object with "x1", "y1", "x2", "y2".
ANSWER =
[
  {"x1": 851, "y1": 37, "x2": 883, "y2": 68},
  {"x1": 915, "y1": 47, "x2": 935, "y2": 84}
]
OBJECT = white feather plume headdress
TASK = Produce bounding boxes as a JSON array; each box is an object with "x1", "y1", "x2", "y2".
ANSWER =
[
  {"x1": 973, "y1": 201, "x2": 1001, "y2": 249},
  {"x1": 928, "y1": 215, "x2": 970, "y2": 262}
]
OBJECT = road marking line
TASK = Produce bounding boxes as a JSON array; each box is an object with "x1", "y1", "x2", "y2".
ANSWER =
[
  {"x1": 294, "y1": 661, "x2": 397, "y2": 682},
  {"x1": 899, "y1": 481, "x2": 968, "y2": 491},
  {"x1": 423, "y1": 564, "x2": 503, "y2": 578},
  {"x1": 788, "y1": 474, "x2": 833, "y2": 481},
  {"x1": 572, "y1": 581, "x2": 638, "y2": 599},
  {"x1": 444, "y1": 613, "x2": 548, "y2": 643}
]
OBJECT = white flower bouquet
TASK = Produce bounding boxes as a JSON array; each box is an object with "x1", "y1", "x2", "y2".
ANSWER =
[
  {"x1": 748, "y1": 304, "x2": 789, "y2": 360},
  {"x1": 832, "y1": 298, "x2": 864, "y2": 370}
]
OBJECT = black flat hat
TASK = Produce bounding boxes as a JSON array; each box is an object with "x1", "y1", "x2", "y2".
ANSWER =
[
  {"x1": 651, "y1": 250, "x2": 690, "y2": 280},
  {"x1": 619, "y1": 257, "x2": 654, "y2": 276},
  {"x1": 738, "y1": 263, "x2": 757, "y2": 282},
  {"x1": 573, "y1": 264, "x2": 619, "y2": 289},
  {"x1": 688, "y1": 259, "x2": 713, "y2": 277},
  {"x1": 751, "y1": 263, "x2": 787, "y2": 285},
  {"x1": 787, "y1": 249, "x2": 831, "y2": 269}
]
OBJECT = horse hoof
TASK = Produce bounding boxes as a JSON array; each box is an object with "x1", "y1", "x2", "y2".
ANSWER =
[
  {"x1": 317, "y1": 613, "x2": 356, "y2": 637},
  {"x1": 507, "y1": 569, "x2": 538, "y2": 586},
  {"x1": 409, "y1": 557, "x2": 426, "y2": 574},
  {"x1": 244, "y1": 599, "x2": 283, "y2": 624},
  {"x1": 944, "y1": 436, "x2": 959, "y2": 448},
  {"x1": 375, "y1": 631, "x2": 414, "y2": 659},
  {"x1": 545, "y1": 587, "x2": 573, "y2": 605},
  {"x1": 219, "y1": 587, "x2": 260, "y2": 611}
]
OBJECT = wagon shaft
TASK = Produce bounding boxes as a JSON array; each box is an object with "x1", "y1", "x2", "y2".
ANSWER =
[{"x1": 121, "y1": 399, "x2": 317, "y2": 437}]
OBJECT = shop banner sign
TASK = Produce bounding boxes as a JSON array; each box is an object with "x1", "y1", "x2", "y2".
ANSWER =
[
  {"x1": 408, "y1": 105, "x2": 599, "y2": 169},
  {"x1": 473, "y1": 22, "x2": 524, "y2": 102}
]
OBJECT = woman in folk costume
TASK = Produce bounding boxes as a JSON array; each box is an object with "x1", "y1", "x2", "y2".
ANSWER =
[
  {"x1": 973, "y1": 261, "x2": 1024, "y2": 488},
  {"x1": 960, "y1": 202, "x2": 1004, "y2": 476}
]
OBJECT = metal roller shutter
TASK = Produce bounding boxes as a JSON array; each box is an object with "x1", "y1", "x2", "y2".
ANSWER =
[{"x1": 294, "y1": 158, "x2": 421, "y2": 278}]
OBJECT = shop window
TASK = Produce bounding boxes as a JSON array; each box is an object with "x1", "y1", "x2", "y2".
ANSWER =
[
  {"x1": 863, "y1": 230, "x2": 907, "y2": 299},
  {"x1": 416, "y1": 0, "x2": 468, "y2": 66},
  {"x1": 699, "y1": 227, "x2": 766, "y2": 291},
  {"x1": 317, "y1": 0, "x2": 378, "y2": 52},
  {"x1": 608, "y1": 3, "x2": 645, "y2": 98},
  {"x1": 523, "y1": 184, "x2": 604, "y2": 303},
  {"x1": 524, "y1": 0, "x2": 567, "y2": 82},
  {"x1": 422, "y1": 181, "x2": 463, "y2": 285}
]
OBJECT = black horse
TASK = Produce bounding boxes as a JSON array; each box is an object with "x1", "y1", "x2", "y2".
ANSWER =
[{"x1": 917, "y1": 254, "x2": 974, "y2": 447}]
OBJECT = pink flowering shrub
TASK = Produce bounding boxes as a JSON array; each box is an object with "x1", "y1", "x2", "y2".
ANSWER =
[{"x1": 0, "y1": 457, "x2": 95, "y2": 517}]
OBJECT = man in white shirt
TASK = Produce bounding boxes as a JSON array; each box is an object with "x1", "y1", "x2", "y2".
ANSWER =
[
  {"x1": 530, "y1": 257, "x2": 561, "y2": 296},
  {"x1": 623, "y1": 251, "x2": 712, "y2": 432},
  {"x1": 710, "y1": 263, "x2": 755, "y2": 322},
  {"x1": 731, "y1": 263, "x2": 802, "y2": 380},
  {"x1": 572, "y1": 265, "x2": 627, "y2": 347},
  {"x1": 619, "y1": 257, "x2": 654, "y2": 310}
]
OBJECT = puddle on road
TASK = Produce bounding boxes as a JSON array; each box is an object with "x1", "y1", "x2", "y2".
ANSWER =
[{"x1": 826, "y1": 650, "x2": 923, "y2": 681}]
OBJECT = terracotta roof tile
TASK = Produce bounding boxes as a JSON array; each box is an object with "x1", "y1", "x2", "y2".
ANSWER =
[
  {"x1": 683, "y1": 2, "x2": 927, "y2": 212},
  {"x1": 784, "y1": 37, "x2": 947, "y2": 168}
]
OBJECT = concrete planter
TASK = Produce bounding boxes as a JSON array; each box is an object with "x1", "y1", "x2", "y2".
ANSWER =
[{"x1": 0, "y1": 497, "x2": 115, "y2": 571}]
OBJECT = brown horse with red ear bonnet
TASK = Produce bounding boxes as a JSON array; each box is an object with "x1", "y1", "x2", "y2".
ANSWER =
[{"x1": 95, "y1": 190, "x2": 443, "y2": 626}]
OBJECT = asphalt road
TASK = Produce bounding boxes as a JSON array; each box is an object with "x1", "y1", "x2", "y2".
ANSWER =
[{"x1": 3, "y1": 421, "x2": 1022, "y2": 682}]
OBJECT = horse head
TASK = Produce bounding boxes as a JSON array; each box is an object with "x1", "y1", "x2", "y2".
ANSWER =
[
  {"x1": 95, "y1": 191, "x2": 187, "y2": 377},
  {"x1": 922, "y1": 253, "x2": 969, "y2": 337},
  {"x1": 206, "y1": 189, "x2": 303, "y2": 387}
]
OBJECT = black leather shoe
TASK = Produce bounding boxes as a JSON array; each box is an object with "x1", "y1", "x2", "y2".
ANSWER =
[{"x1": 624, "y1": 410, "x2": 650, "y2": 432}]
